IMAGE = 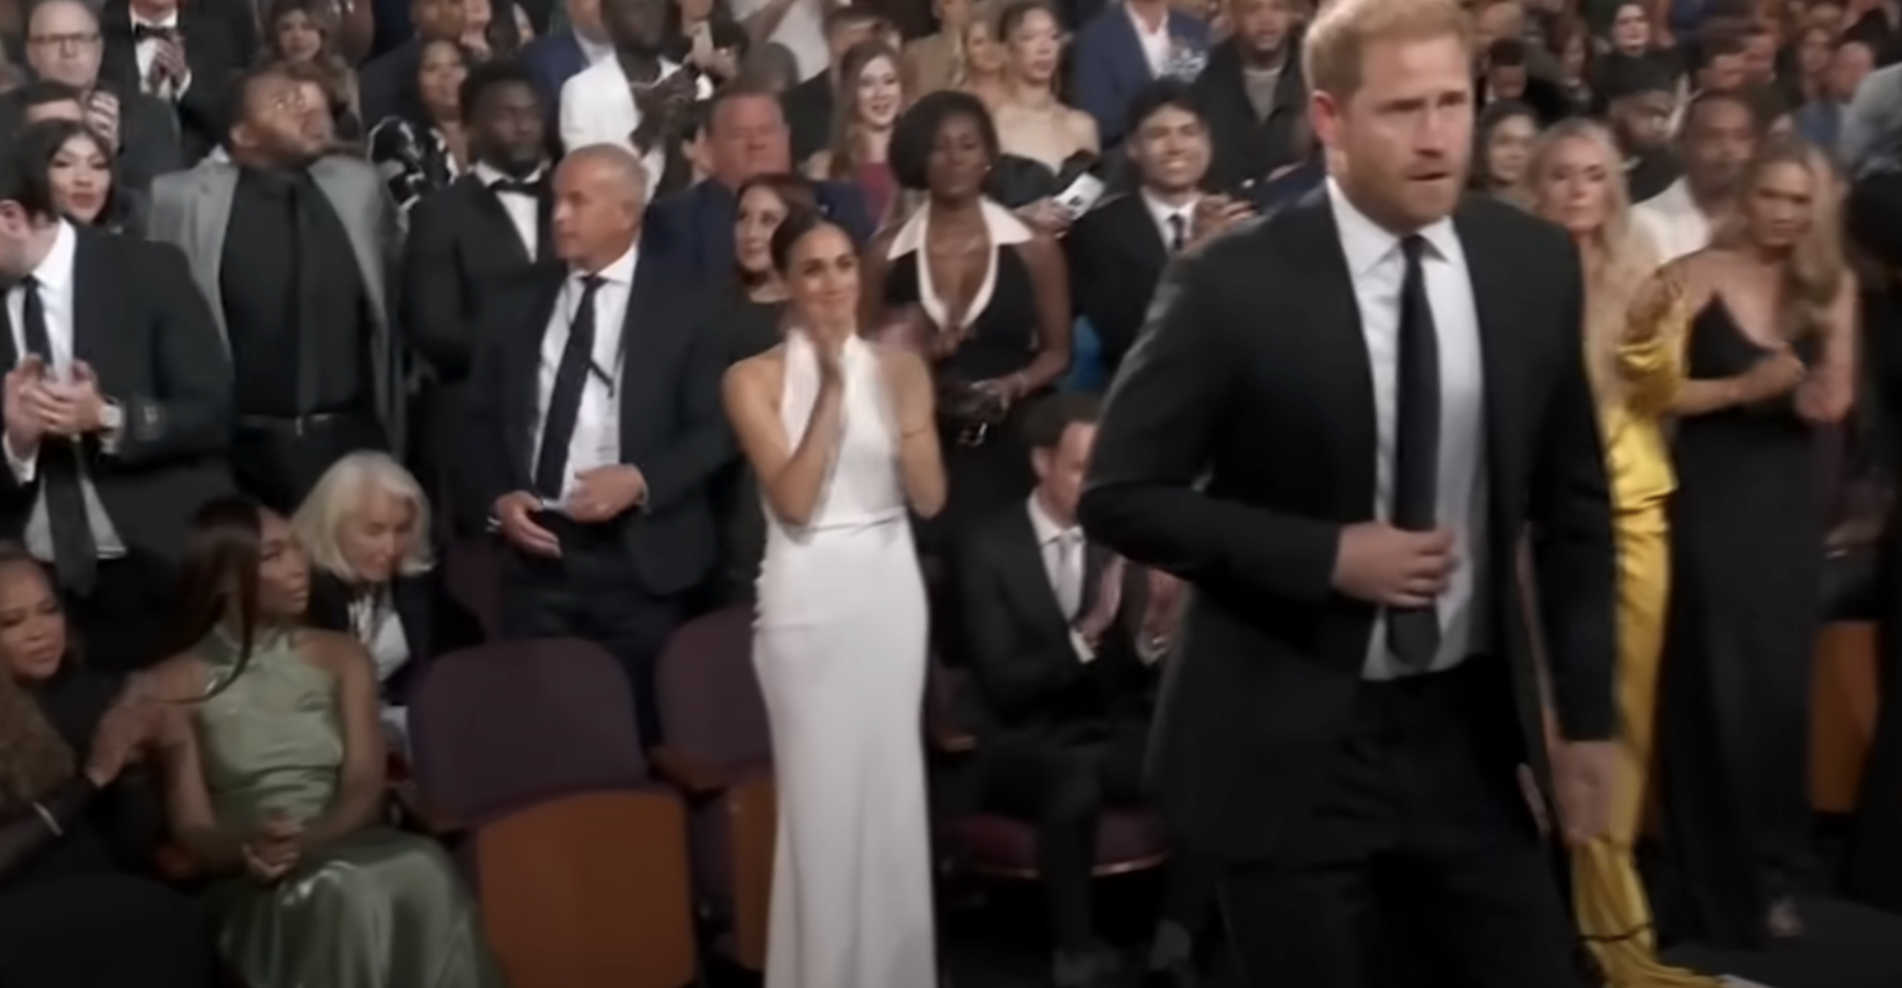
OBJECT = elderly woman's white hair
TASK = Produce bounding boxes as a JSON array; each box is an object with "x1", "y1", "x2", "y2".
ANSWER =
[{"x1": 291, "y1": 451, "x2": 435, "y2": 578}]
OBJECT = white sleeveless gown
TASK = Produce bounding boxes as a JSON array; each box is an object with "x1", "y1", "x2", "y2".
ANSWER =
[{"x1": 754, "y1": 332, "x2": 938, "y2": 988}]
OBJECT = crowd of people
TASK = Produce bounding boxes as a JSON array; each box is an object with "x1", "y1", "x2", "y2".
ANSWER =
[{"x1": 0, "y1": 0, "x2": 1898, "y2": 984}]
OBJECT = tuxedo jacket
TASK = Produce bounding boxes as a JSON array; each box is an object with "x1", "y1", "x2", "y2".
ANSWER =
[
  {"x1": 1067, "y1": 192, "x2": 1172, "y2": 377},
  {"x1": 955, "y1": 504, "x2": 1165, "y2": 748},
  {"x1": 402, "y1": 172, "x2": 555, "y2": 384},
  {"x1": 1078, "y1": 190, "x2": 1616, "y2": 860},
  {"x1": 97, "y1": 0, "x2": 249, "y2": 164},
  {"x1": 305, "y1": 567, "x2": 485, "y2": 706},
  {"x1": 0, "y1": 230, "x2": 233, "y2": 562},
  {"x1": 461, "y1": 245, "x2": 737, "y2": 596}
]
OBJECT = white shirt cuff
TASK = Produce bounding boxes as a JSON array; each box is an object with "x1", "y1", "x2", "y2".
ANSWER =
[{"x1": 5, "y1": 434, "x2": 37, "y2": 483}]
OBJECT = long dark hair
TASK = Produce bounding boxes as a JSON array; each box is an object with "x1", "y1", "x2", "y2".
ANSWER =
[
  {"x1": 164, "y1": 496, "x2": 266, "y2": 699},
  {"x1": 13, "y1": 119, "x2": 131, "y2": 232}
]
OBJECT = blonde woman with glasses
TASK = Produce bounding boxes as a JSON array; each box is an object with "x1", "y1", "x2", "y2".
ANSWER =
[
  {"x1": 290, "y1": 453, "x2": 482, "y2": 749},
  {"x1": 1528, "y1": 118, "x2": 1721, "y2": 988}
]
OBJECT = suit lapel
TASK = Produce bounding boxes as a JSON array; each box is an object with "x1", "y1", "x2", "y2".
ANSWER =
[
  {"x1": 1452, "y1": 199, "x2": 1514, "y2": 502},
  {"x1": 1109, "y1": 194, "x2": 1168, "y2": 268},
  {"x1": 69, "y1": 230, "x2": 108, "y2": 376},
  {"x1": 996, "y1": 510, "x2": 1071, "y2": 634},
  {"x1": 189, "y1": 164, "x2": 237, "y2": 347},
  {"x1": 1285, "y1": 189, "x2": 1379, "y2": 518},
  {"x1": 616, "y1": 249, "x2": 673, "y2": 446},
  {"x1": 465, "y1": 177, "x2": 534, "y2": 266},
  {"x1": 310, "y1": 160, "x2": 385, "y2": 320}
]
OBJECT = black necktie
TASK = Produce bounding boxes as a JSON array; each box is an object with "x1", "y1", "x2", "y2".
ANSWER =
[
  {"x1": 19, "y1": 278, "x2": 97, "y2": 595},
  {"x1": 1388, "y1": 235, "x2": 1441, "y2": 671},
  {"x1": 286, "y1": 174, "x2": 323, "y2": 415},
  {"x1": 1167, "y1": 213, "x2": 1187, "y2": 253},
  {"x1": 534, "y1": 275, "x2": 606, "y2": 500}
]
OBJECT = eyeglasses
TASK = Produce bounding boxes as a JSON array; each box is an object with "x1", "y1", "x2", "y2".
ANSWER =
[{"x1": 27, "y1": 32, "x2": 102, "y2": 51}]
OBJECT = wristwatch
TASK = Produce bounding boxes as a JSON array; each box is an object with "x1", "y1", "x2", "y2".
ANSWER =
[{"x1": 99, "y1": 400, "x2": 123, "y2": 435}]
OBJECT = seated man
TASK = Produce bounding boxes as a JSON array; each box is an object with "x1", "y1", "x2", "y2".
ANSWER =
[{"x1": 954, "y1": 393, "x2": 1204, "y2": 988}]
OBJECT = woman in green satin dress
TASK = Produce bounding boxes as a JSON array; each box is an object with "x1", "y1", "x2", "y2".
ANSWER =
[{"x1": 146, "y1": 496, "x2": 504, "y2": 988}]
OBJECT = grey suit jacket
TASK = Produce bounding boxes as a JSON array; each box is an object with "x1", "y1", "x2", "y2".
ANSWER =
[{"x1": 146, "y1": 155, "x2": 409, "y2": 455}]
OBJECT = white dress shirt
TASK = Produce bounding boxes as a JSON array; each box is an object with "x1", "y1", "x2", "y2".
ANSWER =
[
  {"x1": 558, "y1": 57, "x2": 714, "y2": 202},
  {"x1": 474, "y1": 161, "x2": 543, "y2": 259},
  {"x1": 531, "y1": 243, "x2": 638, "y2": 508},
  {"x1": 1126, "y1": 2, "x2": 1172, "y2": 78},
  {"x1": 1325, "y1": 180, "x2": 1489, "y2": 680},
  {"x1": 1140, "y1": 188, "x2": 1197, "y2": 251},
  {"x1": 131, "y1": 9, "x2": 190, "y2": 100},
  {"x1": 577, "y1": 32, "x2": 616, "y2": 66},
  {"x1": 1631, "y1": 178, "x2": 1714, "y2": 264},
  {"x1": 1027, "y1": 492, "x2": 1083, "y2": 617},
  {"x1": 1, "y1": 221, "x2": 126, "y2": 561}
]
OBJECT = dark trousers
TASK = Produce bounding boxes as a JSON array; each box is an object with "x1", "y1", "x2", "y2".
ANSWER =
[
  {"x1": 500, "y1": 516, "x2": 684, "y2": 746},
  {"x1": 1217, "y1": 663, "x2": 1582, "y2": 988},
  {"x1": 987, "y1": 724, "x2": 1209, "y2": 953},
  {"x1": 61, "y1": 553, "x2": 174, "y2": 674},
  {"x1": 231, "y1": 412, "x2": 387, "y2": 515}
]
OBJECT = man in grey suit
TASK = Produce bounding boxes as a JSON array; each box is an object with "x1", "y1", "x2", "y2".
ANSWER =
[{"x1": 148, "y1": 66, "x2": 406, "y2": 513}]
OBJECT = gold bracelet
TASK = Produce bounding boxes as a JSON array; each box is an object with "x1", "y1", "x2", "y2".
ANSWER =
[{"x1": 31, "y1": 800, "x2": 62, "y2": 837}]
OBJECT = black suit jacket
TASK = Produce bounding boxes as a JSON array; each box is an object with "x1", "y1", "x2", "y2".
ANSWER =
[
  {"x1": 0, "y1": 230, "x2": 233, "y2": 562},
  {"x1": 957, "y1": 504, "x2": 1162, "y2": 747},
  {"x1": 1077, "y1": 190, "x2": 1615, "y2": 861},
  {"x1": 305, "y1": 567, "x2": 485, "y2": 705},
  {"x1": 1067, "y1": 192, "x2": 1171, "y2": 377},
  {"x1": 1191, "y1": 39, "x2": 1310, "y2": 195},
  {"x1": 0, "y1": 85, "x2": 182, "y2": 194},
  {"x1": 97, "y1": 0, "x2": 246, "y2": 164},
  {"x1": 402, "y1": 172, "x2": 556, "y2": 384},
  {"x1": 462, "y1": 244, "x2": 737, "y2": 596}
]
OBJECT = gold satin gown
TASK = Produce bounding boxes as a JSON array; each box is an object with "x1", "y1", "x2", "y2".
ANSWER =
[
  {"x1": 191, "y1": 630, "x2": 504, "y2": 988},
  {"x1": 1571, "y1": 300, "x2": 1720, "y2": 987}
]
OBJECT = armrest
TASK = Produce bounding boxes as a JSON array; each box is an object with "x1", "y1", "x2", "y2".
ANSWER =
[
  {"x1": 649, "y1": 745, "x2": 734, "y2": 795},
  {"x1": 392, "y1": 782, "x2": 464, "y2": 837},
  {"x1": 153, "y1": 840, "x2": 202, "y2": 882}
]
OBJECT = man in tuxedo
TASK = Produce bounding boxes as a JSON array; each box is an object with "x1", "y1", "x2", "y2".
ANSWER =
[
  {"x1": 404, "y1": 60, "x2": 555, "y2": 536},
  {"x1": 1069, "y1": 83, "x2": 1251, "y2": 376},
  {"x1": 7, "y1": 0, "x2": 183, "y2": 192},
  {"x1": 97, "y1": 0, "x2": 247, "y2": 163},
  {"x1": 1078, "y1": 0, "x2": 1617, "y2": 985},
  {"x1": 0, "y1": 144, "x2": 232, "y2": 673},
  {"x1": 149, "y1": 68, "x2": 406, "y2": 514},
  {"x1": 957, "y1": 394, "x2": 1204, "y2": 988},
  {"x1": 646, "y1": 82, "x2": 872, "y2": 281},
  {"x1": 464, "y1": 144, "x2": 733, "y2": 745}
]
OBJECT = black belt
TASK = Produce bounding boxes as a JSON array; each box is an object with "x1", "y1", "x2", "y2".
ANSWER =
[{"x1": 235, "y1": 411, "x2": 362, "y2": 437}]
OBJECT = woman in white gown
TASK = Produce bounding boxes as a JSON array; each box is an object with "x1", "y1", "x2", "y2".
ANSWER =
[{"x1": 722, "y1": 208, "x2": 948, "y2": 988}]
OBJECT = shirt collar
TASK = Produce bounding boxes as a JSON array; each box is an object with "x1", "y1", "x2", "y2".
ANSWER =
[
  {"x1": 1026, "y1": 492, "x2": 1076, "y2": 547},
  {"x1": 1140, "y1": 188, "x2": 1197, "y2": 234},
  {"x1": 578, "y1": 239, "x2": 639, "y2": 286},
  {"x1": 1325, "y1": 177, "x2": 1460, "y2": 279},
  {"x1": 132, "y1": 9, "x2": 179, "y2": 28},
  {"x1": 577, "y1": 31, "x2": 615, "y2": 64},
  {"x1": 27, "y1": 220, "x2": 76, "y2": 293}
]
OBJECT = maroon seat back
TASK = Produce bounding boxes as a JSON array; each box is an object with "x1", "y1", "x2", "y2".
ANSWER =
[
  {"x1": 444, "y1": 540, "x2": 504, "y2": 640},
  {"x1": 410, "y1": 639, "x2": 651, "y2": 824},
  {"x1": 654, "y1": 607, "x2": 770, "y2": 771}
]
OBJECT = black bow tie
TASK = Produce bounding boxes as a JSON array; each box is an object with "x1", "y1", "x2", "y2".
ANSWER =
[
  {"x1": 489, "y1": 178, "x2": 540, "y2": 196},
  {"x1": 132, "y1": 22, "x2": 176, "y2": 42}
]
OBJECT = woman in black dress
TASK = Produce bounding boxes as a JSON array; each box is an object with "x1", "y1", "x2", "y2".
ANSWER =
[
  {"x1": 1653, "y1": 138, "x2": 1857, "y2": 948},
  {"x1": 863, "y1": 90, "x2": 1072, "y2": 553},
  {"x1": 0, "y1": 546, "x2": 214, "y2": 987}
]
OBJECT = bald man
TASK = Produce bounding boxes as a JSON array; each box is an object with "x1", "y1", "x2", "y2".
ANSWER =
[{"x1": 463, "y1": 143, "x2": 736, "y2": 744}]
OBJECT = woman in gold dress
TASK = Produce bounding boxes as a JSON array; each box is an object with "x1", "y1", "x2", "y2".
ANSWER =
[
  {"x1": 1527, "y1": 118, "x2": 1720, "y2": 988},
  {"x1": 147, "y1": 496, "x2": 503, "y2": 988}
]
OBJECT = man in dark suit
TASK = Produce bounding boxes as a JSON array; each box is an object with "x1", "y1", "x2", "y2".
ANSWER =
[
  {"x1": 97, "y1": 0, "x2": 247, "y2": 163},
  {"x1": 646, "y1": 82, "x2": 871, "y2": 282},
  {"x1": 1078, "y1": 1, "x2": 1616, "y2": 985},
  {"x1": 1190, "y1": 0, "x2": 1306, "y2": 195},
  {"x1": 1068, "y1": 0, "x2": 1210, "y2": 147},
  {"x1": 781, "y1": 5, "x2": 885, "y2": 162},
  {"x1": 958, "y1": 394, "x2": 1205, "y2": 988},
  {"x1": 8, "y1": 0, "x2": 184, "y2": 190},
  {"x1": 522, "y1": 0, "x2": 612, "y2": 123},
  {"x1": 465, "y1": 144, "x2": 734, "y2": 745},
  {"x1": 404, "y1": 60, "x2": 555, "y2": 536},
  {"x1": 1069, "y1": 82, "x2": 1250, "y2": 377},
  {"x1": 0, "y1": 143, "x2": 232, "y2": 673}
]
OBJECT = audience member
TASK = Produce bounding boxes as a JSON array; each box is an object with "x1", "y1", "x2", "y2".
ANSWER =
[
  {"x1": 958, "y1": 2, "x2": 1009, "y2": 108},
  {"x1": 956, "y1": 393, "x2": 1205, "y2": 988},
  {"x1": 1190, "y1": 0, "x2": 1305, "y2": 195},
  {"x1": 727, "y1": 0, "x2": 832, "y2": 83},
  {"x1": 150, "y1": 69, "x2": 405, "y2": 516},
  {"x1": 358, "y1": 0, "x2": 466, "y2": 128},
  {"x1": 1798, "y1": 38, "x2": 1875, "y2": 150},
  {"x1": 12, "y1": 118, "x2": 144, "y2": 234},
  {"x1": 666, "y1": 0, "x2": 749, "y2": 85},
  {"x1": 1600, "y1": 55, "x2": 1682, "y2": 202},
  {"x1": 403, "y1": 58, "x2": 554, "y2": 534},
  {"x1": 990, "y1": 0, "x2": 1098, "y2": 218},
  {"x1": 902, "y1": 0, "x2": 975, "y2": 94},
  {"x1": 724, "y1": 206, "x2": 944, "y2": 988},
  {"x1": 521, "y1": 0, "x2": 614, "y2": 113},
  {"x1": 7, "y1": 0, "x2": 184, "y2": 191},
  {"x1": 0, "y1": 545, "x2": 214, "y2": 988},
  {"x1": 464, "y1": 145, "x2": 732, "y2": 745},
  {"x1": 293, "y1": 453, "x2": 481, "y2": 748},
  {"x1": 1692, "y1": 23, "x2": 1751, "y2": 93},
  {"x1": 97, "y1": 0, "x2": 248, "y2": 162},
  {"x1": 262, "y1": 0, "x2": 364, "y2": 140},
  {"x1": 804, "y1": 40, "x2": 902, "y2": 222},
  {"x1": 865, "y1": 90, "x2": 1071, "y2": 551},
  {"x1": 1633, "y1": 90, "x2": 1760, "y2": 261},
  {"x1": 367, "y1": 35, "x2": 471, "y2": 210},
  {"x1": 1069, "y1": 0, "x2": 1209, "y2": 147},
  {"x1": 147, "y1": 496, "x2": 504, "y2": 988},
  {"x1": 0, "y1": 133, "x2": 232, "y2": 674},
  {"x1": 1472, "y1": 99, "x2": 1540, "y2": 207},
  {"x1": 560, "y1": 0, "x2": 712, "y2": 198},
  {"x1": 275, "y1": 56, "x2": 362, "y2": 148},
  {"x1": 782, "y1": 5, "x2": 887, "y2": 161}
]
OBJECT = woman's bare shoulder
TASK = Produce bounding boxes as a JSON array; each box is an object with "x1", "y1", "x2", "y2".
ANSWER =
[
  {"x1": 299, "y1": 628, "x2": 370, "y2": 674},
  {"x1": 725, "y1": 346, "x2": 788, "y2": 391}
]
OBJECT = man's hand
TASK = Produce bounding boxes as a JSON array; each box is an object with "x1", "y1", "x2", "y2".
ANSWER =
[
  {"x1": 1188, "y1": 194, "x2": 1253, "y2": 247},
  {"x1": 1551, "y1": 740, "x2": 1615, "y2": 848},
  {"x1": 33, "y1": 361, "x2": 107, "y2": 437},
  {"x1": 85, "y1": 91, "x2": 123, "y2": 150},
  {"x1": 569, "y1": 465, "x2": 646, "y2": 523},
  {"x1": 496, "y1": 491, "x2": 560, "y2": 557},
  {"x1": 3, "y1": 356, "x2": 47, "y2": 457},
  {"x1": 1331, "y1": 522, "x2": 1457, "y2": 607}
]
